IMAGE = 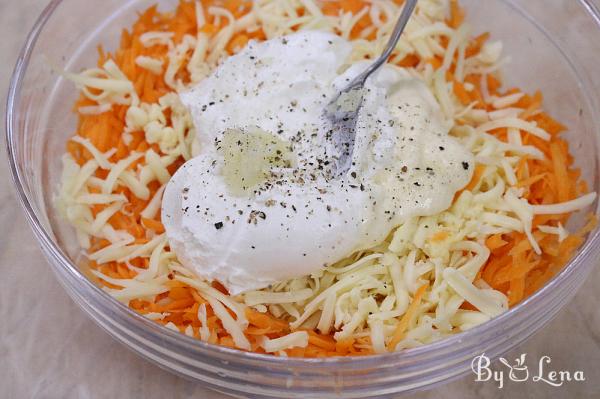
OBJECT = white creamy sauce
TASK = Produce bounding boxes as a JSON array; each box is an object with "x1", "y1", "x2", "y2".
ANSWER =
[{"x1": 162, "y1": 31, "x2": 473, "y2": 295}]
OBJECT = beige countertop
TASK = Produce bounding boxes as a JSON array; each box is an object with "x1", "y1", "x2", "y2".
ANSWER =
[{"x1": 1, "y1": 1, "x2": 599, "y2": 398}]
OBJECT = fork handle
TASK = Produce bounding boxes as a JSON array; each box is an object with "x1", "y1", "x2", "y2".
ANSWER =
[{"x1": 345, "y1": 0, "x2": 418, "y2": 90}]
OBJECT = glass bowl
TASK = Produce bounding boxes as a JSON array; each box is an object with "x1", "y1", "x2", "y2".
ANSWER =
[{"x1": 6, "y1": 0, "x2": 600, "y2": 397}]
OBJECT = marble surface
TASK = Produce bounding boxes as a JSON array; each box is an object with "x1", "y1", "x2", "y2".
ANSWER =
[{"x1": 1, "y1": 1, "x2": 599, "y2": 398}]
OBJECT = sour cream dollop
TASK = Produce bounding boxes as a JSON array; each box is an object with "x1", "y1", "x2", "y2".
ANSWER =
[{"x1": 162, "y1": 31, "x2": 473, "y2": 295}]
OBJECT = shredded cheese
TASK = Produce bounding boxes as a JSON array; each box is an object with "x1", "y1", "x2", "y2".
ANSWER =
[
  {"x1": 260, "y1": 331, "x2": 309, "y2": 352},
  {"x1": 532, "y1": 193, "x2": 597, "y2": 215},
  {"x1": 135, "y1": 56, "x2": 164, "y2": 75}
]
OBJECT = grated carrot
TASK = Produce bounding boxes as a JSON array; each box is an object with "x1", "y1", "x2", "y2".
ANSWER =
[
  {"x1": 387, "y1": 284, "x2": 428, "y2": 351},
  {"x1": 485, "y1": 234, "x2": 507, "y2": 251},
  {"x1": 464, "y1": 164, "x2": 486, "y2": 192},
  {"x1": 453, "y1": 80, "x2": 472, "y2": 105},
  {"x1": 465, "y1": 32, "x2": 489, "y2": 58},
  {"x1": 431, "y1": 230, "x2": 450, "y2": 242},
  {"x1": 448, "y1": 0, "x2": 465, "y2": 28}
]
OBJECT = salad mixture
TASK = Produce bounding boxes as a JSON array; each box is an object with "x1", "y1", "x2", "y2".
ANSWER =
[{"x1": 57, "y1": 0, "x2": 596, "y2": 356}]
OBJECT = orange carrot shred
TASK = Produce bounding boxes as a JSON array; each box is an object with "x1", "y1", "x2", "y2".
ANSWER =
[{"x1": 387, "y1": 284, "x2": 428, "y2": 351}]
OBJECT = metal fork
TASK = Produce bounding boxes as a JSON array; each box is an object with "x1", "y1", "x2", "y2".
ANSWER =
[{"x1": 326, "y1": 0, "x2": 418, "y2": 174}]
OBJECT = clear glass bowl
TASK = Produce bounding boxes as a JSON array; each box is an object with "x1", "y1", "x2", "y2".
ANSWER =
[{"x1": 6, "y1": 0, "x2": 600, "y2": 397}]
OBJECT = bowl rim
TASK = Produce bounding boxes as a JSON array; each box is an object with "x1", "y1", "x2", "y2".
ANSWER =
[{"x1": 5, "y1": 0, "x2": 600, "y2": 368}]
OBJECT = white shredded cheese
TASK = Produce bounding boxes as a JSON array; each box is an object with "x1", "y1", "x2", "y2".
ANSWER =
[
  {"x1": 538, "y1": 223, "x2": 569, "y2": 243},
  {"x1": 532, "y1": 193, "x2": 597, "y2": 215},
  {"x1": 78, "y1": 103, "x2": 112, "y2": 115},
  {"x1": 140, "y1": 185, "x2": 166, "y2": 220},
  {"x1": 102, "y1": 152, "x2": 143, "y2": 194},
  {"x1": 477, "y1": 117, "x2": 551, "y2": 141},
  {"x1": 443, "y1": 268, "x2": 505, "y2": 317},
  {"x1": 135, "y1": 56, "x2": 164, "y2": 75},
  {"x1": 70, "y1": 136, "x2": 114, "y2": 169},
  {"x1": 205, "y1": 294, "x2": 251, "y2": 350},
  {"x1": 260, "y1": 331, "x2": 309, "y2": 353},
  {"x1": 492, "y1": 92, "x2": 525, "y2": 109},
  {"x1": 140, "y1": 31, "x2": 174, "y2": 48}
]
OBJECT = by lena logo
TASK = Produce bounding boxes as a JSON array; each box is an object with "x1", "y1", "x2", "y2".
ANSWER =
[{"x1": 471, "y1": 353, "x2": 585, "y2": 389}]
